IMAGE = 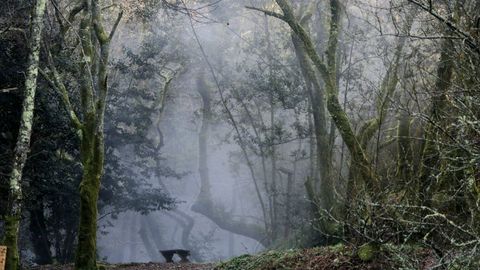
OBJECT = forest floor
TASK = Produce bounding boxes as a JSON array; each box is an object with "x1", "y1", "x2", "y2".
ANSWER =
[
  {"x1": 214, "y1": 244, "x2": 438, "y2": 270},
  {"x1": 30, "y1": 263, "x2": 215, "y2": 270},
  {"x1": 29, "y1": 244, "x2": 440, "y2": 270}
]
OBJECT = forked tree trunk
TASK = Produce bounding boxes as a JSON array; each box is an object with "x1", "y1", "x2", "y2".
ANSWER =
[
  {"x1": 40, "y1": 1, "x2": 121, "y2": 268},
  {"x1": 2, "y1": 1, "x2": 46, "y2": 269}
]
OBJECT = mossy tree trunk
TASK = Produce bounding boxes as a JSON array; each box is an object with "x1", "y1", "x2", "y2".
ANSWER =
[
  {"x1": 40, "y1": 1, "x2": 122, "y2": 269},
  {"x1": 418, "y1": 36, "x2": 454, "y2": 206},
  {"x1": 2, "y1": 1, "x2": 46, "y2": 269},
  {"x1": 75, "y1": 123, "x2": 104, "y2": 270},
  {"x1": 292, "y1": 31, "x2": 336, "y2": 228}
]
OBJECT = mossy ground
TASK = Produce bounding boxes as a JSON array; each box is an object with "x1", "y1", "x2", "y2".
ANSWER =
[{"x1": 214, "y1": 244, "x2": 445, "y2": 270}]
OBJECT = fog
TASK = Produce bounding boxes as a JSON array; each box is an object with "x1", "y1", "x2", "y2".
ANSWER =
[
  {"x1": 98, "y1": 2, "x2": 277, "y2": 261},
  {"x1": 96, "y1": 0, "x2": 398, "y2": 263},
  {"x1": 5, "y1": 0, "x2": 476, "y2": 268}
]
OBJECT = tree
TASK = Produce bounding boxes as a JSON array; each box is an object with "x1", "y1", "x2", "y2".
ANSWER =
[
  {"x1": 247, "y1": 0, "x2": 374, "y2": 237},
  {"x1": 1, "y1": 1, "x2": 46, "y2": 269},
  {"x1": 40, "y1": 1, "x2": 123, "y2": 269},
  {"x1": 190, "y1": 72, "x2": 269, "y2": 246}
]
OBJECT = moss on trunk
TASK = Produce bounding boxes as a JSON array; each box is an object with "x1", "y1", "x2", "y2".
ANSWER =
[
  {"x1": 418, "y1": 36, "x2": 454, "y2": 205},
  {"x1": 74, "y1": 158, "x2": 101, "y2": 270},
  {"x1": 75, "y1": 114, "x2": 103, "y2": 270},
  {"x1": 3, "y1": 216, "x2": 20, "y2": 270}
]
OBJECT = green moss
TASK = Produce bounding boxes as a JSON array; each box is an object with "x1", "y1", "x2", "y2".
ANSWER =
[
  {"x1": 75, "y1": 161, "x2": 102, "y2": 270},
  {"x1": 2, "y1": 215, "x2": 20, "y2": 270},
  {"x1": 216, "y1": 248, "x2": 336, "y2": 270},
  {"x1": 328, "y1": 243, "x2": 346, "y2": 253},
  {"x1": 97, "y1": 263, "x2": 108, "y2": 270},
  {"x1": 357, "y1": 243, "x2": 378, "y2": 262}
]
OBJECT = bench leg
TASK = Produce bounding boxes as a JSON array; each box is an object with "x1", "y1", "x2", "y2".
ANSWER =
[
  {"x1": 162, "y1": 254, "x2": 174, "y2": 263},
  {"x1": 179, "y1": 254, "x2": 190, "y2": 263}
]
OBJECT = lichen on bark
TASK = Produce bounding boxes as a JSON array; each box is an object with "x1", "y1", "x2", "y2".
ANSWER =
[{"x1": 1, "y1": 1, "x2": 47, "y2": 269}]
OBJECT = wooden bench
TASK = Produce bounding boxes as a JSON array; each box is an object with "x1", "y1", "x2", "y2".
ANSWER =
[{"x1": 159, "y1": 249, "x2": 190, "y2": 263}]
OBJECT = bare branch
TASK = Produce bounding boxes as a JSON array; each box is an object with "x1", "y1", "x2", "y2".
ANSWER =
[
  {"x1": 245, "y1": 6, "x2": 285, "y2": 20},
  {"x1": 109, "y1": 10, "x2": 124, "y2": 41}
]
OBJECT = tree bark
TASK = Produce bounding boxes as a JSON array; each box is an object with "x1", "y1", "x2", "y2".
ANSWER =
[
  {"x1": 75, "y1": 129, "x2": 103, "y2": 270},
  {"x1": 2, "y1": 1, "x2": 46, "y2": 269},
  {"x1": 418, "y1": 36, "x2": 454, "y2": 205},
  {"x1": 292, "y1": 33, "x2": 333, "y2": 216}
]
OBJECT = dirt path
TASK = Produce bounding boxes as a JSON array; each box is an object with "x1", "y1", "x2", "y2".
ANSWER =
[{"x1": 31, "y1": 263, "x2": 215, "y2": 270}]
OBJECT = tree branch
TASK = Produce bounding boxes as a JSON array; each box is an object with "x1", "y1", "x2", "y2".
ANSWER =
[
  {"x1": 245, "y1": 6, "x2": 285, "y2": 20},
  {"x1": 0, "y1": 87, "x2": 18, "y2": 93},
  {"x1": 109, "y1": 10, "x2": 123, "y2": 41},
  {"x1": 39, "y1": 68, "x2": 82, "y2": 131}
]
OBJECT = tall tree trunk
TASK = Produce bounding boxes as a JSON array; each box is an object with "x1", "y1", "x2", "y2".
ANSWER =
[
  {"x1": 288, "y1": 5, "x2": 337, "y2": 234},
  {"x1": 28, "y1": 200, "x2": 53, "y2": 265},
  {"x1": 2, "y1": 1, "x2": 46, "y2": 269},
  {"x1": 75, "y1": 128, "x2": 103, "y2": 270},
  {"x1": 292, "y1": 33, "x2": 333, "y2": 216},
  {"x1": 269, "y1": 101, "x2": 279, "y2": 238},
  {"x1": 196, "y1": 72, "x2": 212, "y2": 202},
  {"x1": 279, "y1": 167, "x2": 293, "y2": 238},
  {"x1": 138, "y1": 217, "x2": 162, "y2": 262},
  {"x1": 264, "y1": 15, "x2": 279, "y2": 238},
  {"x1": 418, "y1": 36, "x2": 454, "y2": 205},
  {"x1": 396, "y1": 98, "x2": 413, "y2": 186},
  {"x1": 75, "y1": 2, "x2": 120, "y2": 269}
]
